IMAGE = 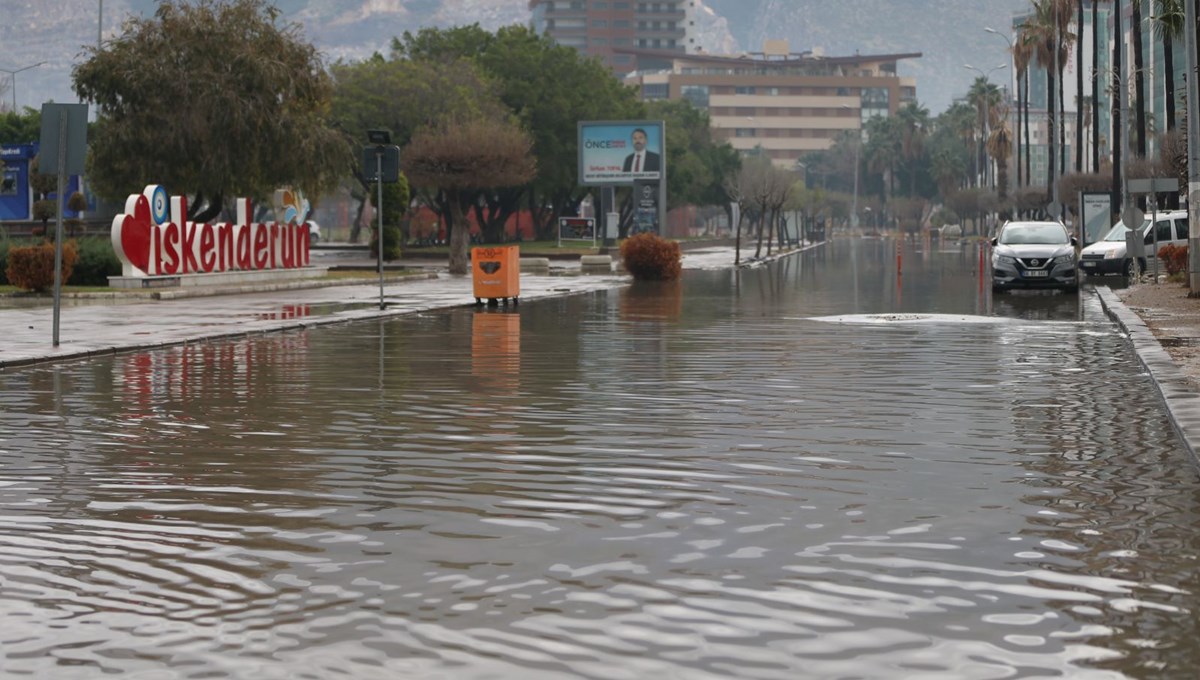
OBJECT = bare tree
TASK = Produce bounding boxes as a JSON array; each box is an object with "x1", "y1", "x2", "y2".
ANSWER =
[{"x1": 402, "y1": 117, "x2": 536, "y2": 274}]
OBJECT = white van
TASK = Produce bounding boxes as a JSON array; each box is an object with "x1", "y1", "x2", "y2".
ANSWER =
[{"x1": 1079, "y1": 210, "x2": 1189, "y2": 277}]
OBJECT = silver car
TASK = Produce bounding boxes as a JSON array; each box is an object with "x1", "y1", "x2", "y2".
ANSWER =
[{"x1": 990, "y1": 221, "x2": 1079, "y2": 293}]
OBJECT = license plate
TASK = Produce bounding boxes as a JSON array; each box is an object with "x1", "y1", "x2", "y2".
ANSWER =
[
  {"x1": 1024, "y1": 270, "x2": 1049, "y2": 277},
  {"x1": 1082, "y1": 261, "x2": 1096, "y2": 268}
]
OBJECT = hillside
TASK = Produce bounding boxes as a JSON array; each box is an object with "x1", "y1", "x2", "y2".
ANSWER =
[{"x1": 1, "y1": 0, "x2": 1030, "y2": 118}]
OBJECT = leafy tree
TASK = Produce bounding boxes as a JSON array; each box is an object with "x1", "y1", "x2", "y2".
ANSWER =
[
  {"x1": 393, "y1": 24, "x2": 644, "y2": 239},
  {"x1": 331, "y1": 54, "x2": 506, "y2": 241},
  {"x1": 401, "y1": 117, "x2": 536, "y2": 274},
  {"x1": 72, "y1": 0, "x2": 350, "y2": 221},
  {"x1": 0, "y1": 109, "x2": 41, "y2": 144}
]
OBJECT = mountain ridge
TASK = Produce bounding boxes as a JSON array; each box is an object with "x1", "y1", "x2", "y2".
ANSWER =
[{"x1": 1, "y1": 0, "x2": 1029, "y2": 118}]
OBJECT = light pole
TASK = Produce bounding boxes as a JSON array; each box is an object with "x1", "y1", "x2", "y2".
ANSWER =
[
  {"x1": 984, "y1": 27, "x2": 1019, "y2": 190},
  {"x1": 1, "y1": 62, "x2": 46, "y2": 113},
  {"x1": 963, "y1": 63, "x2": 1007, "y2": 189}
]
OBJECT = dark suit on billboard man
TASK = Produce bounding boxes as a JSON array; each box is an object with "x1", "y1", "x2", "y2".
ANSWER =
[{"x1": 622, "y1": 128, "x2": 661, "y2": 173}]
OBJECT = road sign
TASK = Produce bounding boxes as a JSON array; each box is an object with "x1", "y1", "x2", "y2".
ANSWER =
[
  {"x1": 1128, "y1": 178, "x2": 1180, "y2": 194},
  {"x1": 362, "y1": 145, "x2": 400, "y2": 183},
  {"x1": 1122, "y1": 205, "x2": 1144, "y2": 229}
]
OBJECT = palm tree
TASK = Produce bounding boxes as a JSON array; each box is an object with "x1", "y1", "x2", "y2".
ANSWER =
[
  {"x1": 1013, "y1": 20, "x2": 1035, "y2": 188},
  {"x1": 1022, "y1": 0, "x2": 1075, "y2": 201},
  {"x1": 967, "y1": 77, "x2": 1002, "y2": 187},
  {"x1": 897, "y1": 102, "x2": 930, "y2": 197},
  {"x1": 1154, "y1": 0, "x2": 1185, "y2": 133},
  {"x1": 1091, "y1": 0, "x2": 1100, "y2": 172},
  {"x1": 987, "y1": 104, "x2": 1015, "y2": 210},
  {"x1": 1132, "y1": 0, "x2": 1148, "y2": 157}
]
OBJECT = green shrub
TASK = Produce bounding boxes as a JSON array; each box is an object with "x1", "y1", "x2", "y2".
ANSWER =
[
  {"x1": 368, "y1": 224, "x2": 403, "y2": 261},
  {"x1": 71, "y1": 236, "x2": 123, "y2": 286},
  {"x1": 620, "y1": 233, "x2": 682, "y2": 281},
  {"x1": 6, "y1": 241, "x2": 78, "y2": 292}
]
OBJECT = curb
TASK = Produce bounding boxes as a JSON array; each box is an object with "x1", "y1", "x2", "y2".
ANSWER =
[{"x1": 1096, "y1": 286, "x2": 1200, "y2": 468}]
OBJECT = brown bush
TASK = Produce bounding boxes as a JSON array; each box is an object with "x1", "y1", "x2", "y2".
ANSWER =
[
  {"x1": 1159, "y1": 243, "x2": 1188, "y2": 276},
  {"x1": 620, "y1": 233, "x2": 682, "y2": 281},
  {"x1": 6, "y1": 241, "x2": 79, "y2": 292}
]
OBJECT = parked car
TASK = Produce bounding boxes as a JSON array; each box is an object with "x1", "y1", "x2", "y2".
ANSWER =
[
  {"x1": 1079, "y1": 210, "x2": 1188, "y2": 277},
  {"x1": 991, "y1": 220, "x2": 1079, "y2": 293},
  {"x1": 308, "y1": 221, "x2": 322, "y2": 244}
]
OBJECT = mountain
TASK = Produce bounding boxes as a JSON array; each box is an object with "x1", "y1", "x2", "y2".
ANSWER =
[{"x1": 1, "y1": 0, "x2": 1031, "y2": 118}]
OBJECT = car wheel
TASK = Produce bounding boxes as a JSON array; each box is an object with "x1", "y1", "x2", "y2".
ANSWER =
[{"x1": 1124, "y1": 258, "x2": 1139, "y2": 278}]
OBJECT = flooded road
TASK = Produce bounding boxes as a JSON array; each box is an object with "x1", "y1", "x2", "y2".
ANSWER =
[{"x1": 2, "y1": 239, "x2": 1198, "y2": 679}]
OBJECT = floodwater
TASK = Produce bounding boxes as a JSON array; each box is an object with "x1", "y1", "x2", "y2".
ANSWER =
[{"x1": 2, "y1": 238, "x2": 1198, "y2": 679}]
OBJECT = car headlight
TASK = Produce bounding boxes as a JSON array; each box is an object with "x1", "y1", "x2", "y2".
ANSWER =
[
  {"x1": 1053, "y1": 254, "x2": 1074, "y2": 264},
  {"x1": 1104, "y1": 249, "x2": 1123, "y2": 259},
  {"x1": 995, "y1": 255, "x2": 1017, "y2": 265}
]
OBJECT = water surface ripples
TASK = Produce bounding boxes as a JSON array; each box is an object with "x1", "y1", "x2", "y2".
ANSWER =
[{"x1": 2, "y1": 241, "x2": 1198, "y2": 678}]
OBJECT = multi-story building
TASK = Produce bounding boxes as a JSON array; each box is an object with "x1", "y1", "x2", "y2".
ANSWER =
[
  {"x1": 528, "y1": 0, "x2": 697, "y2": 76},
  {"x1": 622, "y1": 42, "x2": 920, "y2": 168}
]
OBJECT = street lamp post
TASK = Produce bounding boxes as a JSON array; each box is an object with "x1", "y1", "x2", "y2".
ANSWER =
[
  {"x1": 963, "y1": 63, "x2": 1007, "y2": 189},
  {"x1": 984, "y1": 27, "x2": 1019, "y2": 190},
  {"x1": 0, "y1": 61, "x2": 46, "y2": 113}
]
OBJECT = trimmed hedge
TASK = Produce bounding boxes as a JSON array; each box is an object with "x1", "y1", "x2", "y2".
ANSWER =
[{"x1": 6, "y1": 241, "x2": 79, "y2": 292}]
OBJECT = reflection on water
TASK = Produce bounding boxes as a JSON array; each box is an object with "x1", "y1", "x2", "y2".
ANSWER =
[{"x1": 1, "y1": 237, "x2": 1198, "y2": 679}]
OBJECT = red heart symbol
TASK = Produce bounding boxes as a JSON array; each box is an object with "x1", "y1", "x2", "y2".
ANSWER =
[{"x1": 113, "y1": 194, "x2": 152, "y2": 274}]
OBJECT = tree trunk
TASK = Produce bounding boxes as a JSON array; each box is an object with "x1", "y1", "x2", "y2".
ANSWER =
[
  {"x1": 1047, "y1": 67, "x2": 1057, "y2": 203},
  {"x1": 1132, "y1": 0, "x2": 1147, "y2": 157},
  {"x1": 1111, "y1": 0, "x2": 1123, "y2": 225},
  {"x1": 1023, "y1": 72, "x2": 1031, "y2": 191},
  {"x1": 1092, "y1": 0, "x2": 1100, "y2": 173},
  {"x1": 1076, "y1": 0, "x2": 1084, "y2": 173},
  {"x1": 1164, "y1": 33, "x2": 1177, "y2": 132},
  {"x1": 448, "y1": 190, "x2": 470, "y2": 275}
]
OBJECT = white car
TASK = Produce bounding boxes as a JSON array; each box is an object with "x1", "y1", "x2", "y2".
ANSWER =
[
  {"x1": 1079, "y1": 210, "x2": 1188, "y2": 277},
  {"x1": 308, "y1": 221, "x2": 321, "y2": 244}
]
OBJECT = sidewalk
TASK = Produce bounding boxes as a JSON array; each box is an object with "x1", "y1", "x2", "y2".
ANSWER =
[{"x1": 0, "y1": 245, "x2": 758, "y2": 369}]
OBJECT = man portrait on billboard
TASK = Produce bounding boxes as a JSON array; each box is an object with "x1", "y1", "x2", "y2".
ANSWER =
[{"x1": 622, "y1": 128, "x2": 661, "y2": 173}]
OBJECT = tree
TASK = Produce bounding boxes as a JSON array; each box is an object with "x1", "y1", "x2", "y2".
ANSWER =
[
  {"x1": 897, "y1": 102, "x2": 931, "y2": 197},
  {"x1": 0, "y1": 108, "x2": 41, "y2": 144},
  {"x1": 331, "y1": 55, "x2": 507, "y2": 241},
  {"x1": 393, "y1": 24, "x2": 645, "y2": 240},
  {"x1": 1153, "y1": 0, "x2": 1185, "y2": 134},
  {"x1": 401, "y1": 117, "x2": 536, "y2": 275},
  {"x1": 987, "y1": 104, "x2": 1015, "y2": 212},
  {"x1": 72, "y1": 0, "x2": 350, "y2": 221}
]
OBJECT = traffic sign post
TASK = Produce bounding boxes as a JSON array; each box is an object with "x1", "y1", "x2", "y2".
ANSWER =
[
  {"x1": 38, "y1": 103, "x2": 88, "y2": 348},
  {"x1": 1128, "y1": 178, "x2": 1179, "y2": 283}
]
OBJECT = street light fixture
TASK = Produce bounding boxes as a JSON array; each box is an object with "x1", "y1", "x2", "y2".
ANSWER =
[{"x1": 0, "y1": 61, "x2": 46, "y2": 113}]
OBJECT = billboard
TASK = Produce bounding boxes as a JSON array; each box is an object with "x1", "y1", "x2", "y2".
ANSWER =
[{"x1": 578, "y1": 121, "x2": 665, "y2": 186}]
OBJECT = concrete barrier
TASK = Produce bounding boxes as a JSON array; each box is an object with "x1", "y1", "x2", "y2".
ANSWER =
[
  {"x1": 520, "y1": 257, "x2": 551, "y2": 274},
  {"x1": 580, "y1": 255, "x2": 613, "y2": 274}
]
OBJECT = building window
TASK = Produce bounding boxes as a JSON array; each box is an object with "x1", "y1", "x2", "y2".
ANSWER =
[
  {"x1": 642, "y1": 83, "x2": 669, "y2": 100},
  {"x1": 681, "y1": 84, "x2": 709, "y2": 108},
  {"x1": 1, "y1": 168, "x2": 18, "y2": 196},
  {"x1": 591, "y1": 19, "x2": 608, "y2": 28},
  {"x1": 735, "y1": 128, "x2": 757, "y2": 137},
  {"x1": 735, "y1": 86, "x2": 756, "y2": 95},
  {"x1": 592, "y1": 1, "x2": 608, "y2": 7}
]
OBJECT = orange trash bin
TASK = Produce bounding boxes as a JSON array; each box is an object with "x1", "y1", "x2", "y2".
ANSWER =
[{"x1": 471, "y1": 245, "x2": 520, "y2": 306}]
